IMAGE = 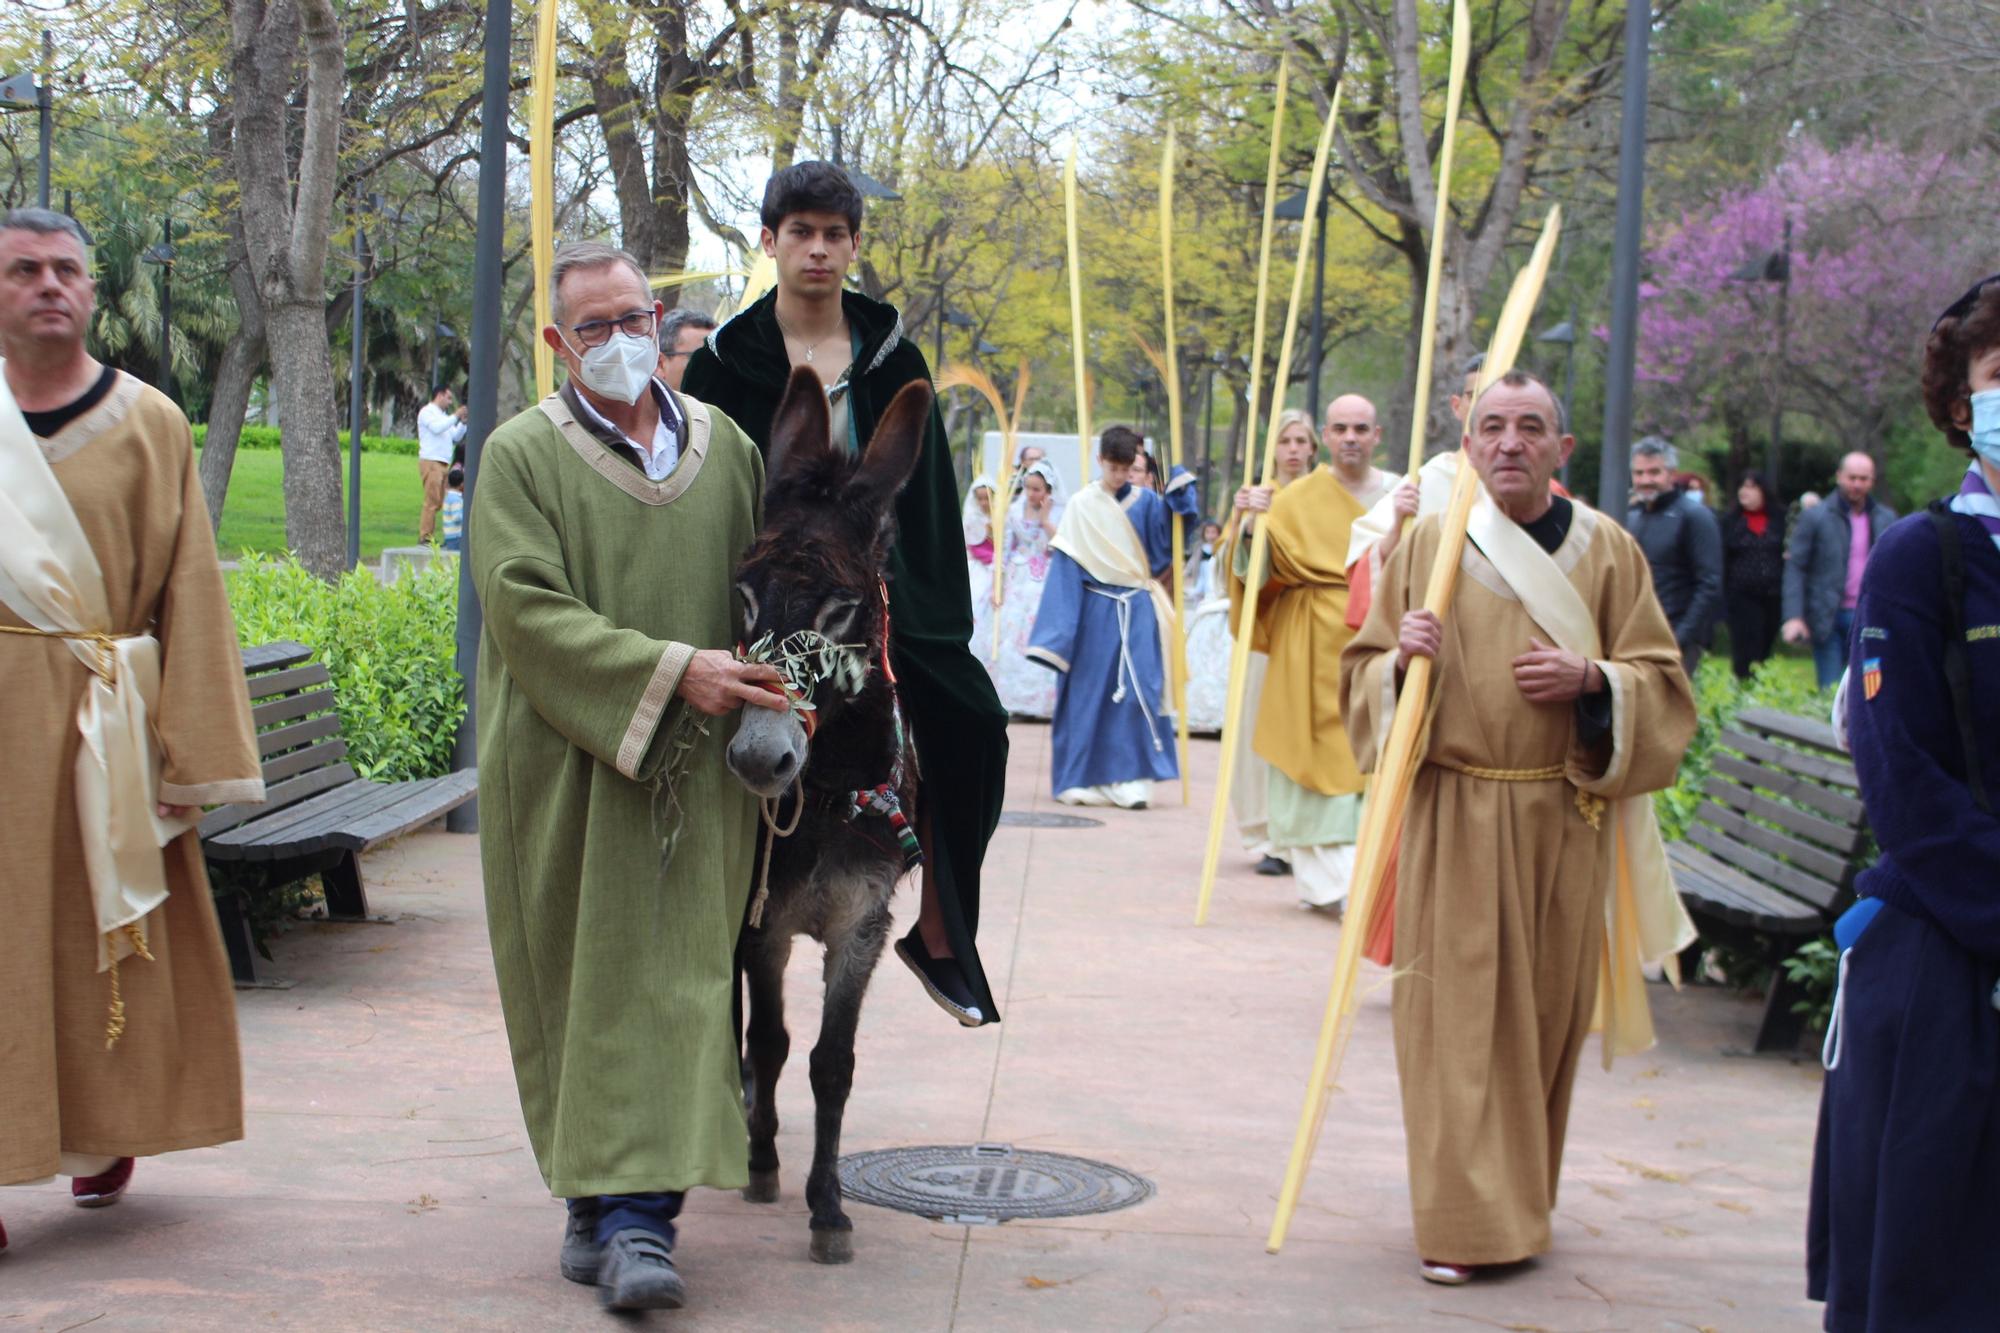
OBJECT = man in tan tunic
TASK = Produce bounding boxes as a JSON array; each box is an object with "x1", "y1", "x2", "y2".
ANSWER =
[
  {"x1": 1340, "y1": 370, "x2": 1693, "y2": 1283},
  {"x1": 0, "y1": 209, "x2": 264, "y2": 1251}
]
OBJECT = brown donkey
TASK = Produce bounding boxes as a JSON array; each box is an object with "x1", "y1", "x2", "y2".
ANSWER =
[{"x1": 723, "y1": 365, "x2": 930, "y2": 1264}]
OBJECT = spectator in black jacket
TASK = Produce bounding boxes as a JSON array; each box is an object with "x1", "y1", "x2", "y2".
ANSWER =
[
  {"x1": 1721, "y1": 470, "x2": 1785, "y2": 679},
  {"x1": 1623, "y1": 436, "x2": 1722, "y2": 674}
]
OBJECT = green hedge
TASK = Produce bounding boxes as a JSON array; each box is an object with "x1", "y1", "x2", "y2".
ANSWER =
[
  {"x1": 192, "y1": 422, "x2": 421, "y2": 457},
  {"x1": 1653, "y1": 655, "x2": 1829, "y2": 843},
  {"x1": 225, "y1": 553, "x2": 466, "y2": 782}
]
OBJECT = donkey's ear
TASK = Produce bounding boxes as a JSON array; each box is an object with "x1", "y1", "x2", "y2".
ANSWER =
[
  {"x1": 851, "y1": 379, "x2": 933, "y2": 512},
  {"x1": 766, "y1": 364, "x2": 833, "y2": 484}
]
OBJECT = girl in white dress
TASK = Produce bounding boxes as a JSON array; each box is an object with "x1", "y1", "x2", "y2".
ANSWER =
[
  {"x1": 988, "y1": 461, "x2": 1061, "y2": 718},
  {"x1": 964, "y1": 475, "x2": 996, "y2": 658}
]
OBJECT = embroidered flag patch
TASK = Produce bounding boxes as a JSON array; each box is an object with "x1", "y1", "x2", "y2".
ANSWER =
[{"x1": 1862, "y1": 656, "x2": 1883, "y2": 700}]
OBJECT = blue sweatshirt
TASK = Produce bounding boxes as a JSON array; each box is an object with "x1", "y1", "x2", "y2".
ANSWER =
[{"x1": 1846, "y1": 507, "x2": 2000, "y2": 959}]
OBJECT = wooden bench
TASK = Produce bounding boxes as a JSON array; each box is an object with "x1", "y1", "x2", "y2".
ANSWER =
[
  {"x1": 202, "y1": 641, "x2": 479, "y2": 983},
  {"x1": 1668, "y1": 705, "x2": 1871, "y2": 1053}
]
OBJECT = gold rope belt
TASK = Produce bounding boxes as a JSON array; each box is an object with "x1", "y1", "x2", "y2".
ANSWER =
[
  {"x1": 0, "y1": 623, "x2": 139, "y2": 683},
  {"x1": 1429, "y1": 758, "x2": 1605, "y2": 830}
]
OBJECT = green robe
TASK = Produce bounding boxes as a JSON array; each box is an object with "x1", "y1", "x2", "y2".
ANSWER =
[
  {"x1": 470, "y1": 386, "x2": 762, "y2": 1198},
  {"x1": 683, "y1": 288, "x2": 1008, "y2": 1022}
]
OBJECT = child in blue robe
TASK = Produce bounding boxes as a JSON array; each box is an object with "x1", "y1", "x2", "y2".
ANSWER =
[{"x1": 1026, "y1": 425, "x2": 1198, "y2": 807}]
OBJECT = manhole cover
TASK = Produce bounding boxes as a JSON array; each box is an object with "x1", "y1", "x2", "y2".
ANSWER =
[
  {"x1": 837, "y1": 1143, "x2": 1153, "y2": 1224},
  {"x1": 997, "y1": 810, "x2": 1104, "y2": 829}
]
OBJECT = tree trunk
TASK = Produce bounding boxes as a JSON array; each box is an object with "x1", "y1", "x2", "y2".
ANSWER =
[
  {"x1": 228, "y1": 0, "x2": 347, "y2": 578},
  {"x1": 263, "y1": 301, "x2": 346, "y2": 571},
  {"x1": 198, "y1": 219, "x2": 267, "y2": 529}
]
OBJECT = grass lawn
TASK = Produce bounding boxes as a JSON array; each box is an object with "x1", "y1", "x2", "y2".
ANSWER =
[{"x1": 201, "y1": 448, "x2": 429, "y2": 561}]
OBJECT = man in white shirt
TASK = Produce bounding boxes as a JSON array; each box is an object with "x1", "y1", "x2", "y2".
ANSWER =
[{"x1": 416, "y1": 384, "x2": 468, "y2": 543}]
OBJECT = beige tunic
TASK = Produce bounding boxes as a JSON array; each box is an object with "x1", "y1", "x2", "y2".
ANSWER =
[
  {"x1": 1338, "y1": 502, "x2": 1692, "y2": 1265},
  {"x1": 0, "y1": 373, "x2": 263, "y2": 1184}
]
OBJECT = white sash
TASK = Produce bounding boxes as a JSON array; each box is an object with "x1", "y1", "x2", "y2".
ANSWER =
[
  {"x1": 1052, "y1": 483, "x2": 1178, "y2": 663},
  {"x1": 0, "y1": 372, "x2": 186, "y2": 971},
  {"x1": 1466, "y1": 497, "x2": 1698, "y2": 1064}
]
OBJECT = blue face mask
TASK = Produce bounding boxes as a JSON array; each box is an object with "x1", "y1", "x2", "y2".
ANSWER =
[{"x1": 1970, "y1": 388, "x2": 2000, "y2": 466}]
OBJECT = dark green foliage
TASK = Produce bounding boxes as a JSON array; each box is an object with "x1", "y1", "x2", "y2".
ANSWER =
[
  {"x1": 191, "y1": 423, "x2": 421, "y2": 457},
  {"x1": 226, "y1": 554, "x2": 466, "y2": 782},
  {"x1": 1653, "y1": 654, "x2": 1830, "y2": 842},
  {"x1": 1782, "y1": 935, "x2": 1841, "y2": 1034}
]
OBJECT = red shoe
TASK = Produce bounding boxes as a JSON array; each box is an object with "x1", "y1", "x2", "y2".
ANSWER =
[
  {"x1": 71, "y1": 1157, "x2": 134, "y2": 1208},
  {"x1": 1, "y1": 1215, "x2": 9, "y2": 1254}
]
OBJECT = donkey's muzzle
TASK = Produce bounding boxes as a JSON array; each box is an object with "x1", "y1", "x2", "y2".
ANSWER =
[{"x1": 727, "y1": 705, "x2": 809, "y2": 798}]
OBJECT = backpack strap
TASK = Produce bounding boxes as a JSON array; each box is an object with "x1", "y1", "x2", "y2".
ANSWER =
[{"x1": 1927, "y1": 500, "x2": 1992, "y2": 814}]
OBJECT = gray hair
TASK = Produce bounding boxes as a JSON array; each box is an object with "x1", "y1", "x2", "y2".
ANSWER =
[
  {"x1": 549, "y1": 241, "x2": 650, "y2": 325},
  {"x1": 658, "y1": 307, "x2": 717, "y2": 347},
  {"x1": 1631, "y1": 435, "x2": 1678, "y2": 469},
  {"x1": 1, "y1": 207, "x2": 89, "y2": 251}
]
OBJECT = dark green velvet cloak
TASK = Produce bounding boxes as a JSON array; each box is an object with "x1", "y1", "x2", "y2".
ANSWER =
[{"x1": 683, "y1": 288, "x2": 1007, "y2": 1022}]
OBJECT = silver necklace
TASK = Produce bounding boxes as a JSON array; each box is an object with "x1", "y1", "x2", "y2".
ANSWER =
[{"x1": 775, "y1": 312, "x2": 844, "y2": 363}]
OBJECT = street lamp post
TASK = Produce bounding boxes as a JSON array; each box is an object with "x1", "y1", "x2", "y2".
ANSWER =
[
  {"x1": 346, "y1": 188, "x2": 370, "y2": 573},
  {"x1": 0, "y1": 32, "x2": 54, "y2": 206},
  {"x1": 1731, "y1": 219, "x2": 1792, "y2": 493},
  {"x1": 450, "y1": 0, "x2": 513, "y2": 832},
  {"x1": 1597, "y1": 0, "x2": 1652, "y2": 517},
  {"x1": 1536, "y1": 313, "x2": 1577, "y2": 487},
  {"x1": 1275, "y1": 188, "x2": 1329, "y2": 421}
]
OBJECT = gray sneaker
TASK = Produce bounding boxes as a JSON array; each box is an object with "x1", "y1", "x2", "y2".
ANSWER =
[
  {"x1": 596, "y1": 1228, "x2": 686, "y2": 1311},
  {"x1": 560, "y1": 1203, "x2": 601, "y2": 1285}
]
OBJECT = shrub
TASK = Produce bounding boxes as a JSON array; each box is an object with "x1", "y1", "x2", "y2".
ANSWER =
[
  {"x1": 1653, "y1": 655, "x2": 1830, "y2": 842},
  {"x1": 226, "y1": 553, "x2": 467, "y2": 781},
  {"x1": 192, "y1": 422, "x2": 421, "y2": 457}
]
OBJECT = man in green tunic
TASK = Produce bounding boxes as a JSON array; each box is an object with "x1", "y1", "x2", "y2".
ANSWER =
[
  {"x1": 471, "y1": 241, "x2": 786, "y2": 1311},
  {"x1": 684, "y1": 162, "x2": 1008, "y2": 1028}
]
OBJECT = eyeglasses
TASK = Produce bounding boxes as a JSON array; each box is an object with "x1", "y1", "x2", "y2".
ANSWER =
[{"x1": 565, "y1": 310, "x2": 657, "y2": 348}]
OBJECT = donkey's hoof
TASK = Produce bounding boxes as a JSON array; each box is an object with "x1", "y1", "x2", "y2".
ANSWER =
[
  {"x1": 742, "y1": 1170, "x2": 781, "y2": 1204},
  {"x1": 809, "y1": 1228, "x2": 854, "y2": 1265}
]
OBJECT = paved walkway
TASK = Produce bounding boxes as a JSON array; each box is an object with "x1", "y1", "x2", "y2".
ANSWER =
[{"x1": 3, "y1": 723, "x2": 1826, "y2": 1330}]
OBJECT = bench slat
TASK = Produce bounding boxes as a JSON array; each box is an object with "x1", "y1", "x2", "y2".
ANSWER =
[
  {"x1": 1686, "y1": 822, "x2": 1845, "y2": 912},
  {"x1": 199, "y1": 762, "x2": 358, "y2": 838},
  {"x1": 1702, "y1": 776, "x2": 1864, "y2": 855},
  {"x1": 241, "y1": 641, "x2": 313, "y2": 673},
  {"x1": 1737, "y1": 706, "x2": 1844, "y2": 757},
  {"x1": 244, "y1": 663, "x2": 333, "y2": 702},
  {"x1": 1710, "y1": 753, "x2": 1866, "y2": 823},
  {"x1": 1669, "y1": 844, "x2": 1824, "y2": 931},
  {"x1": 1672, "y1": 863, "x2": 1798, "y2": 931},
  {"x1": 209, "y1": 781, "x2": 416, "y2": 858},
  {"x1": 1719, "y1": 728, "x2": 1860, "y2": 791},
  {"x1": 257, "y1": 713, "x2": 343, "y2": 759},
  {"x1": 260, "y1": 738, "x2": 349, "y2": 786},
  {"x1": 251, "y1": 688, "x2": 338, "y2": 731},
  {"x1": 1695, "y1": 800, "x2": 1854, "y2": 883},
  {"x1": 329, "y1": 771, "x2": 480, "y2": 850}
]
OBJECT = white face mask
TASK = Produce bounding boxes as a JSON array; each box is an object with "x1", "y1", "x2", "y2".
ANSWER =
[{"x1": 570, "y1": 330, "x2": 658, "y2": 405}]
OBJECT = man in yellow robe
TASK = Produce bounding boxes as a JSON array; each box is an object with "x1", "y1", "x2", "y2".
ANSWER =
[
  {"x1": 1, "y1": 209, "x2": 264, "y2": 1249},
  {"x1": 1241, "y1": 396, "x2": 1392, "y2": 908},
  {"x1": 1339, "y1": 370, "x2": 1694, "y2": 1283}
]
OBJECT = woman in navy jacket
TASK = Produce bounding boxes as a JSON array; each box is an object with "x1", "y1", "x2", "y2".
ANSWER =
[{"x1": 1807, "y1": 276, "x2": 2000, "y2": 1332}]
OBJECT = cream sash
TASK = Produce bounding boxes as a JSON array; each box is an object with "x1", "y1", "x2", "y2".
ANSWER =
[
  {"x1": 1466, "y1": 497, "x2": 1699, "y2": 1066},
  {"x1": 1051, "y1": 483, "x2": 1178, "y2": 663},
  {"x1": 1344, "y1": 449, "x2": 1461, "y2": 571},
  {"x1": 0, "y1": 373, "x2": 187, "y2": 972}
]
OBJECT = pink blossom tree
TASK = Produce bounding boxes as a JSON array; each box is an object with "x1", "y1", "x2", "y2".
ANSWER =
[{"x1": 1635, "y1": 139, "x2": 1986, "y2": 488}]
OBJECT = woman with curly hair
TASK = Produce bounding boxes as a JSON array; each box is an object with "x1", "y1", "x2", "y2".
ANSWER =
[{"x1": 1808, "y1": 274, "x2": 2000, "y2": 1332}]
